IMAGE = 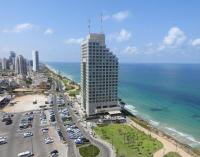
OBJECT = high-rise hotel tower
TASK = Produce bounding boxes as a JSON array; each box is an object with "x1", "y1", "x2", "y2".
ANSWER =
[
  {"x1": 32, "y1": 50, "x2": 39, "y2": 72},
  {"x1": 81, "y1": 33, "x2": 119, "y2": 116}
]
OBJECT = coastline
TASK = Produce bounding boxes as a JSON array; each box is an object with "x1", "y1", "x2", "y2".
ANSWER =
[{"x1": 44, "y1": 63, "x2": 200, "y2": 157}]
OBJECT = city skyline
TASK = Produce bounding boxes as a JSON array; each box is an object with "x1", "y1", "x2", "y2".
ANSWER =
[{"x1": 0, "y1": 0, "x2": 200, "y2": 63}]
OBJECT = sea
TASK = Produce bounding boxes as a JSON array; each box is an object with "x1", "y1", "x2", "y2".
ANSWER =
[{"x1": 46, "y1": 62, "x2": 200, "y2": 149}]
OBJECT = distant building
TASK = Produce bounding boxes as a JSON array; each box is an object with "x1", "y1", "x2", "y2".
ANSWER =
[
  {"x1": 15, "y1": 55, "x2": 27, "y2": 75},
  {"x1": 9, "y1": 51, "x2": 16, "y2": 70},
  {"x1": 81, "y1": 33, "x2": 119, "y2": 116},
  {"x1": 2, "y1": 58, "x2": 8, "y2": 70},
  {"x1": 32, "y1": 50, "x2": 39, "y2": 72}
]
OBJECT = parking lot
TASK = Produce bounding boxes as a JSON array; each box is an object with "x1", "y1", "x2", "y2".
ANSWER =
[{"x1": 0, "y1": 110, "x2": 67, "y2": 157}]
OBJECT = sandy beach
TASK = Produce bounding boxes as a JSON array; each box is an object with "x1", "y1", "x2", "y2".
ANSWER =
[{"x1": 3, "y1": 94, "x2": 47, "y2": 113}]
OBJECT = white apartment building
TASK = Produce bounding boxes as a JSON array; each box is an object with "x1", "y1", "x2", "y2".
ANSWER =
[
  {"x1": 32, "y1": 50, "x2": 39, "y2": 72},
  {"x1": 81, "y1": 33, "x2": 119, "y2": 116}
]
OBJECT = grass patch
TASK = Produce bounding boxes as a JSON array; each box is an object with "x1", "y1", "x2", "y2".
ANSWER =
[
  {"x1": 69, "y1": 88, "x2": 80, "y2": 97},
  {"x1": 79, "y1": 144, "x2": 100, "y2": 157},
  {"x1": 164, "y1": 152, "x2": 181, "y2": 157},
  {"x1": 95, "y1": 124, "x2": 163, "y2": 157}
]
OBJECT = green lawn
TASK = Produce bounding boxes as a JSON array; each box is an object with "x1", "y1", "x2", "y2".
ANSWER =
[
  {"x1": 164, "y1": 152, "x2": 181, "y2": 157},
  {"x1": 79, "y1": 144, "x2": 100, "y2": 157},
  {"x1": 95, "y1": 124, "x2": 163, "y2": 157}
]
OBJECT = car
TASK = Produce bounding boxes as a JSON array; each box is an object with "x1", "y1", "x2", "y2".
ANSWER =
[
  {"x1": 74, "y1": 138, "x2": 83, "y2": 144},
  {"x1": 0, "y1": 139, "x2": 7, "y2": 145},
  {"x1": 23, "y1": 132, "x2": 33, "y2": 138},
  {"x1": 0, "y1": 136, "x2": 7, "y2": 140},
  {"x1": 45, "y1": 137, "x2": 54, "y2": 144},
  {"x1": 5, "y1": 119, "x2": 12, "y2": 125},
  {"x1": 2, "y1": 116, "x2": 11, "y2": 122},
  {"x1": 17, "y1": 151, "x2": 33, "y2": 157},
  {"x1": 41, "y1": 128, "x2": 49, "y2": 133},
  {"x1": 50, "y1": 149, "x2": 59, "y2": 157}
]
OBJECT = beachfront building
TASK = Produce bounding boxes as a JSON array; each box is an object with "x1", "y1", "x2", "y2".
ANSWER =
[
  {"x1": 32, "y1": 50, "x2": 39, "y2": 72},
  {"x1": 81, "y1": 33, "x2": 119, "y2": 116},
  {"x1": 15, "y1": 55, "x2": 27, "y2": 75}
]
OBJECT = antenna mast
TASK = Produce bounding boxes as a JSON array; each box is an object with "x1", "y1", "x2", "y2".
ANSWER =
[
  {"x1": 100, "y1": 13, "x2": 103, "y2": 33},
  {"x1": 88, "y1": 19, "x2": 91, "y2": 34}
]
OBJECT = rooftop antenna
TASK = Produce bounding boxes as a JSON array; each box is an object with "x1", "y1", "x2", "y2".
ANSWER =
[
  {"x1": 100, "y1": 13, "x2": 103, "y2": 33},
  {"x1": 88, "y1": 19, "x2": 91, "y2": 34}
]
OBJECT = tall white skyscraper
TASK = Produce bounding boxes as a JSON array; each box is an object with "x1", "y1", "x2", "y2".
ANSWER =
[
  {"x1": 81, "y1": 33, "x2": 119, "y2": 116},
  {"x1": 32, "y1": 50, "x2": 39, "y2": 72},
  {"x1": 15, "y1": 55, "x2": 27, "y2": 75}
]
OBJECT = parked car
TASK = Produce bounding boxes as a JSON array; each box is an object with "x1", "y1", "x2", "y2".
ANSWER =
[
  {"x1": 45, "y1": 137, "x2": 54, "y2": 144},
  {"x1": 41, "y1": 128, "x2": 49, "y2": 133},
  {"x1": 50, "y1": 150, "x2": 59, "y2": 157},
  {"x1": 0, "y1": 139, "x2": 7, "y2": 145},
  {"x1": 23, "y1": 132, "x2": 33, "y2": 138},
  {"x1": 5, "y1": 119, "x2": 12, "y2": 125},
  {"x1": 17, "y1": 151, "x2": 33, "y2": 157}
]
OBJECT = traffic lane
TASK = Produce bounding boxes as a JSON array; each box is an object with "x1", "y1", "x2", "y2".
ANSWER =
[
  {"x1": 68, "y1": 106, "x2": 111, "y2": 157},
  {"x1": 53, "y1": 94, "x2": 77, "y2": 157}
]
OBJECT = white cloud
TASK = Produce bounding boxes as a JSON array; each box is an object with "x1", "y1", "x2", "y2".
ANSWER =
[
  {"x1": 64, "y1": 38, "x2": 83, "y2": 45},
  {"x1": 44, "y1": 28, "x2": 54, "y2": 35},
  {"x1": 191, "y1": 38, "x2": 200, "y2": 46},
  {"x1": 112, "y1": 11, "x2": 129, "y2": 22},
  {"x1": 162, "y1": 27, "x2": 186, "y2": 48},
  {"x1": 2, "y1": 23, "x2": 34, "y2": 33},
  {"x1": 110, "y1": 29, "x2": 132, "y2": 42},
  {"x1": 102, "y1": 15, "x2": 110, "y2": 21},
  {"x1": 123, "y1": 46, "x2": 138, "y2": 55}
]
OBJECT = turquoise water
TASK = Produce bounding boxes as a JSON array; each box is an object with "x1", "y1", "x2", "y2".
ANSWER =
[{"x1": 46, "y1": 62, "x2": 200, "y2": 148}]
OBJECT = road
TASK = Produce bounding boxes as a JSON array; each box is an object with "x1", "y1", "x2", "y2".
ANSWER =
[
  {"x1": 52, "y1": 94, "x2": 78, "y2": 157},
  {"x1": 54, "y1": 79, "x2": 112, "y2": 157}
]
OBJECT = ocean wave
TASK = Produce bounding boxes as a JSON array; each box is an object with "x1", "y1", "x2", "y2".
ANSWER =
[
  {"x1": 149, "y1": 120, "x2": 160, "y2": 126},
  {"x1": 165, "y1": 127, "x2": 200, "y2": 147},
  {"x1": 124, "y1": 104, "x2": 138, "y2": 115}
]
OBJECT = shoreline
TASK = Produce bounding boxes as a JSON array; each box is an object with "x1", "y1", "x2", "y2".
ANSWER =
[
  {"x1": 44, "y1": 63, "x2": 200, "y2": 157},
  {"x1": 124, "y1": 104, "x2": 200, "y2": 149}
]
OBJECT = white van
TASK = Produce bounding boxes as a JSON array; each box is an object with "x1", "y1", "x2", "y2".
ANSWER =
[{"x1": 17, "y1": 151, "x2": 32, "y2": 157}]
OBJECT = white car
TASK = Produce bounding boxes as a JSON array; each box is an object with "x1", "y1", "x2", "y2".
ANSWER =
[
  {"x1": 23, "y1": 132, "x2": 33, "y2": 138},
  {"x1": 0, "y1": 139, "x2": 7, "y2": 145},
  {"x1": 45, "y1": 137, "x2": 54, "y2": 144},
  {"x1": 17, "y1": 151, "x2": 33, "y2": 157},
  {"x1": 41, "y1": 128, "x2": 49, "y2": 133},
  {"x1": 0, "y1": 136, "x2": 7, "y2": 140}
]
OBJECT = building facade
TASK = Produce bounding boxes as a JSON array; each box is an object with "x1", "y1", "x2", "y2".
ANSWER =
[
  {"x1": 81, "y1": 33, "x2": 119, "y2": 116},
  {"x1": 32, "y1": 50, "x2": 39, "y2": 72},
  {"x1": 2, "y1": 58, "x2": 8, "y2": 70},
  {"x1": 15, "y1": 55, "x2": 27, "y2": 75},
  {"x1": 9, "y1": 51, "x2": 16, "y2": 70}
]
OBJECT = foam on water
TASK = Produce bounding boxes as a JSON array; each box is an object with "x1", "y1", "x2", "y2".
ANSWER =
[
  {"x1": 124, "y1": 104, "x2": 200, "y2": 148},
  {"x1": 164, "y1": 127, "x2": 200, "y2": 147}
]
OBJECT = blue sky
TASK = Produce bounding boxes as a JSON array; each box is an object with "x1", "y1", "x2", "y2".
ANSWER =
[{"x1": 0, "y1": 0, "x2": 200, "y2": 63}]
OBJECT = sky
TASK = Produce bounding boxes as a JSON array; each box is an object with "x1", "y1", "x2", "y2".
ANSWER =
[{"x1": 0, "y1": 0, "x2": 200, "y2": 63}]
